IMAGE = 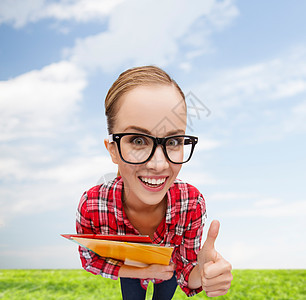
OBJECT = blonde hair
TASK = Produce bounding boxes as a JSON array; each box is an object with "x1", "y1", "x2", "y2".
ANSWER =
[{"x1": 104, "y1": 65, "x2": 185, "y2": 134}]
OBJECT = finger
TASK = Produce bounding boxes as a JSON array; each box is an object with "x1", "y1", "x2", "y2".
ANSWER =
[
  {"x1": 163, "y1": 263, "x2": 176, "y2": 272},
  {"x1": 204, "y1": 282, "x2": 232, "y2": 293},
  {"x1": 203, "y1": 256, "x2": 232, "y2": 279},
  {"x1": 206, "y1": 289, "x2": 230, "y2": 298},
  {"x1": 163, "y1": 271, "x2": 175, "y2": 281},
  {"x1": 201, "y1": 272, "x2": 233, "y2": 291},
  {"x1": 203, "y1": 220, "x2": 220, "y2": 251}
]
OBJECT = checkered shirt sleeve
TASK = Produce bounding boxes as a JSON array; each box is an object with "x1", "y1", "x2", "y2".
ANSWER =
[
  {"x1": 76, "y1": 191, "x2": 123, "y2": 280},
  {"x1": 174, "y1": 193, "x2": 207, "y2": 297}
]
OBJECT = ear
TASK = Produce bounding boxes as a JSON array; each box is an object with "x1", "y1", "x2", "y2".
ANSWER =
[{"x1": 104, "y1": 138, "x2": 119, "y2": 164}]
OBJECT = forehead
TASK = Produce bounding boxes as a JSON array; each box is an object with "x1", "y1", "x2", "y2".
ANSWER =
[{"x1": 114, "y1": 85, "x2": 186, "y2": 136}]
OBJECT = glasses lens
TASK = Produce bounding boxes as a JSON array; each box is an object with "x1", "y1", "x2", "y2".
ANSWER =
[
  {"x1": 165, "y1": 136, "x2": 193, "y2": 163},
  {"x1": 120, "y1": 134, "x2": 154, "y2": 163}
]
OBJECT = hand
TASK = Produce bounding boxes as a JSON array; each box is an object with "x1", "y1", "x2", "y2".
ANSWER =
[
  {"x1": 197, "y1": 220, "x2": 233, "y2": 297},
  {"x1": 144, "y1": 262, "x2": 176, "y2": 281}
]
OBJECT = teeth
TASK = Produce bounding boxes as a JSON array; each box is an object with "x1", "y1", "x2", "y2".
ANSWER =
[{"x1": 140, "y1": 177, "x2": 166, "y2": 186}]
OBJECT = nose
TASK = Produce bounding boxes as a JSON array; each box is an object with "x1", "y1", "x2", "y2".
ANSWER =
[{"x1": 146, "y1": 145, "x2": 169, "y2": 171}]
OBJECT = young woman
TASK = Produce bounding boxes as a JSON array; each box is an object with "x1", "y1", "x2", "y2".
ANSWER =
[{"x1": 76, "y1": 66, "x2": 232, "y2": 299}]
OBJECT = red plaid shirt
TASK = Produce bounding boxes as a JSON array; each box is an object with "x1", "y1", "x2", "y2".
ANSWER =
[{"x1": 76, "y1": 176, "x2": 206, "y2": 297}]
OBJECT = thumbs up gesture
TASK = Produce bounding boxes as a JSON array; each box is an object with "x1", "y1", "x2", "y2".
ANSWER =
[{"x1": 197, "y1": 220, "x2": 233, "y2": 297}]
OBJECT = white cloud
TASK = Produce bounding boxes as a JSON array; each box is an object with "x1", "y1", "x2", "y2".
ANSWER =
[
  {"x1": 0, "y1": 61, "x2": 87, "y2": 141},
  {"x1": 0, "y1": 0, "x2": 44, "y2": 28},
  {"x1": 253, "y1": 197, "x2": 282, "y2": 208},
  {"x1": 0, "y1": 60, "x2": 92, "y2": 229},
  {"x1": 1, "y1": 0, "x2": 239, "y2": 74},
  {"x1": 221, "y1": 199, "x2": 306, "y2": 218},
  {"x1": 224, "y1": 240, "x2": 306, "y2": 268},
  {"x1": 203, "y1": 67, "x2": 306, "y2": 112},
  {"x1": 0, "y1": 154, "x2": 115, "y2": 185},
  {"x1": 66, "y1": 0, "x2": 238, "y2": 72},
  {"x1": 0, "y1": 0, "x2": 125, "y2": 28},
  {"x1": 284, "y1": 99, "x2": 306, "y2": 134},
  {"x1": 35, "y1": 155, "x2": 116, "y2": 184},
  {"x1": 196, "y1": 136, "x2": 222, "y2": 151},
  {"x1": 0, "y1": 0, "x2": 239, "y2": 37},
  {"x1": 209, "y1": 192, "x2": 259, "y2": 202},
  {"x1": 225, "y1": 241, "x2": 264, "y2": 268},
  {"x1": 0, "y1": 244, "x2": 80, "y2": 268},
  {"x1": 194, "y1": 47, "x2": 306, "y2": 109},
  {"x1": 208, "y1": 192, "x2": 306, "y2": 217},
  {"x1": 179, "y1": 170, "x2": 218, "y2": 186},
  {"x1": 179, "y1": 62, "x2": 192, "y2": 72},
  {"x1": 0, "y1": 62, "x2": 115, "y2": 224},
  {"x1": 41, "y1": 0, "x2": 125, "y2": 22},
  {"x1": 206, "y1": 0, "x2": 240, "y2": 30},
  {"x1": 0, "y1": 154, "x2": 116, "y2": 225},
  {"x1": 189, "y1": 46, "x2": 306, "y2": 141}
]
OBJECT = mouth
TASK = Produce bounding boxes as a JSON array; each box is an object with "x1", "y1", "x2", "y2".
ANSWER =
[{"x1": 138, "y1": 176, "x2": 168, "y2": 190}]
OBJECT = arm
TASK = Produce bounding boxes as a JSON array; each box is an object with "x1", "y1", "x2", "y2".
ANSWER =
[
  {"x1": 174, "y1": 195, "x2": 207, "y2": 296},
  {"x1": 193, "y1": 220, "x2": 233, "y2": 297},
  {"x1": 76, "y1": 192, "x2": 123, "y2": 279},
  {"x1": 118, "y1": 263, "x2": 175, "y2": 281},
  {"x1": 183, "y1": 213, "x2": 233, "y2": 297}
]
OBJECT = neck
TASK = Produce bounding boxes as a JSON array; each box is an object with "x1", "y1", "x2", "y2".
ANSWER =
[{"x1": 123, "y1": 191, "x2": 167, "y2": 214}]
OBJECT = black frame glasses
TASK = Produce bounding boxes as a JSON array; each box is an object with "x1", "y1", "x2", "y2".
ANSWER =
[{"x1": 109, "y1": 132, "x2": 198, "y2": 164}]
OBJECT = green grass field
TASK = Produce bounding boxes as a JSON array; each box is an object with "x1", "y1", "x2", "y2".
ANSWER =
[{"x1": 0, "y1": 269, "x2": 305, "y2": 299}]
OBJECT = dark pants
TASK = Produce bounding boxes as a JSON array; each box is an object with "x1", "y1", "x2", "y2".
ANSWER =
[{"x1": 120, "y1": 273, "x2": 177, "y2": 300}]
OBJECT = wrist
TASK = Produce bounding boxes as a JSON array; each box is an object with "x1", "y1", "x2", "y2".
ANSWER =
[
  {"x1": 140, "y1": 266, "x2": 149, "y2": 278},
  {"x1": 187, "y1": 264, "x2": 202, "y2": 289},
  {"x1": 119, "y1": 264, "x2": 149, "y2": 279}
]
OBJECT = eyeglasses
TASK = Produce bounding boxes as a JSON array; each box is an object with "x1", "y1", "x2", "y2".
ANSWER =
[{"x1": 108, "y1": 133, "x2": 198, "y2": 164}]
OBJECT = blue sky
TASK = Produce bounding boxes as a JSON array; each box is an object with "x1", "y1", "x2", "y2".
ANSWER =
[{"x1": 0, "y1": 0, "x2": 305, "y2": 269}]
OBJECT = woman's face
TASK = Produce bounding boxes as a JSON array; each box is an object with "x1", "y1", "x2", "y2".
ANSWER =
[{"x1": 106, "y1": 84, "x2": 187, "y2": 208}]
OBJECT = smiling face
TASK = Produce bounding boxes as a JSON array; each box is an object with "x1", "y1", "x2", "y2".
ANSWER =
[{"x1": 106, "y1": 84, "x2": 187, "y2": 209}]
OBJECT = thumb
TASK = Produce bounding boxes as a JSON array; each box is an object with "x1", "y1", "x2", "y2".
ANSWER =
[{"x1": 201, "y1": 220, "x2": 220, "y2": 262}]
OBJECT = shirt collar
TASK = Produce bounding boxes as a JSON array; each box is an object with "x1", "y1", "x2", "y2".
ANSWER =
[
  {"x1": 166, "y1": 182, "x2": 179, "y2": 224},
  {"x1": 112, "y1": 176, "x2": 125, "y2": 225}
]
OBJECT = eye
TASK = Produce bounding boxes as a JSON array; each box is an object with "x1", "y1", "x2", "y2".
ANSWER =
[
  {"x1": 166, "y1": 137, "x2": 183, "y2": 147},
  {"x1": 130, "y1": 136, "x2": 147, "y2": 146}
]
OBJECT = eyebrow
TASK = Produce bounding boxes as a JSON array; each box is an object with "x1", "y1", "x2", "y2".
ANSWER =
[{"x1": 124, "y1": 125, "x2": 185, "y2": 137}]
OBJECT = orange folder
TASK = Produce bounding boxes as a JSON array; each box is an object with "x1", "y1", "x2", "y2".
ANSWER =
[{"x1": 62, "y1": 234, "x2": 174, "y2": 267}]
